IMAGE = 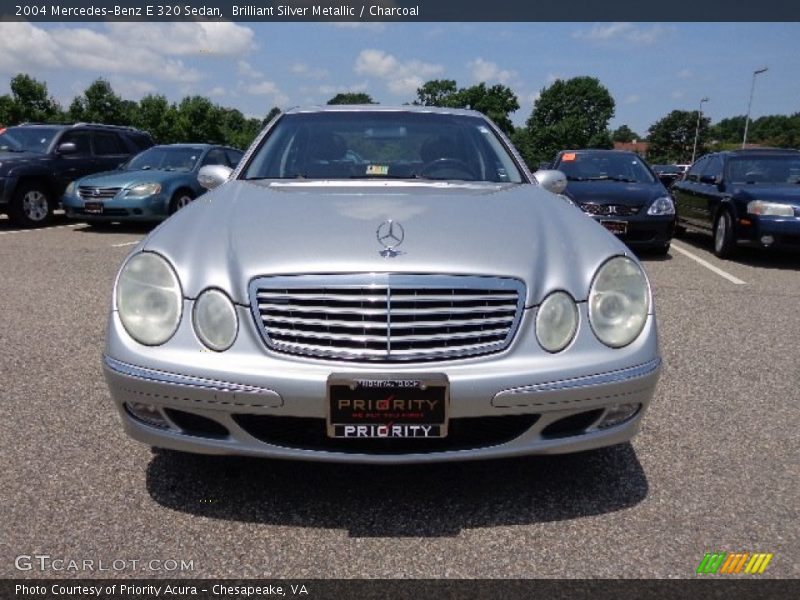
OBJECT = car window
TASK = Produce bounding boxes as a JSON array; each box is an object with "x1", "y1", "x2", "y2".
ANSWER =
[
  {"x1": 242, "y1": 111, "x2": 523, "y2": 183},
  {"x1": 202, "y1": 148, "x2": 229, "y2": 167},
  {"x1": 93, "y1": 133, "x2": 125, "y2": 156},
  {"x1": 0, "y1": 126, "x2": 61, "y2": 153},
  {"x1": 686, "y1": 157, "x2": 708, "y2": 182},
  {"x1": 555, "y1": 152, "x2": 655, "y2": 183},
  {"x1": 126, "y1": 147, "x2": 201, "y2": 172},
  {"x1": 700, "y1": 155, "x2": 723, "y2": 181},
  {"x1": 60, "y1": 132, "x2": 92, "y2": 155},
  {"x1": 727, "y1": 155, "x2": 800, "y2": 184},
  {"x1": 226, "y1": 149, "x2": 244, "y2": 168}
]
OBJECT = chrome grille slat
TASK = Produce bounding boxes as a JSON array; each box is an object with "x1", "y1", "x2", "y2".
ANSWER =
[
  {"x1": 250, "y1": 274, "x2": 525, "y2": 362},
  {"x1": 78, "y1": 186, "x2": 122, "y2": 200}
]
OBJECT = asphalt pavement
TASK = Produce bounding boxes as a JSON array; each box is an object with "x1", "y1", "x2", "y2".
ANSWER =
[{"x1": 1, "y1": 215, "x2": 797, "y2": 579}]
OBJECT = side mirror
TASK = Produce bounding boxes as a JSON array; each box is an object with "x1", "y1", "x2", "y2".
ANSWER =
[
  {"x1": 699, "y1": 174, "x2": 722, "y2": 185},
  {"x1": 198, "y1": 164, "x2": 233, "y2": 190},
  {"x1": 533, "y1": 169, "x2": 568, "y2": 195},
  {"x1": 57, "y1": 142, "x2": 77, "y2": 155}
]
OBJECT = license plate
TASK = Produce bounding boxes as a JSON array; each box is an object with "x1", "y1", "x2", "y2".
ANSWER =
[
  {"x1": 601, "y1": 220, "x2": 627, "y2": 235},
  {"x1": 84, "y1": 201, "x2": 104, "y2": 214},
  {"x1": 327, "y1": 374, "x2": 449, "y2": 439}
]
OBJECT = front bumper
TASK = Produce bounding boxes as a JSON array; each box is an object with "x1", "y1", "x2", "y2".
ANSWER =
[
  {"x1": 738, "y1": 214, "x2": 800, "y2": 249},
  {"x1": 62, "y1": 193, "x2": 169, "y2": 221},
  {"x1": 589, "y1": 213, "x2": 675, "y2": 248},
  {"x1": 103, "y1": 301, "x2": 662, "y2": 464}
]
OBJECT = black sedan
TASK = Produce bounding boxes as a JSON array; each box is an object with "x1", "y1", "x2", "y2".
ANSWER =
[
  {"x1": 671, "y1": 148, "x2": 800, "y2": 258},
  {"x1": 552, "y1": 149, "x2": 676, "y2": 254}
]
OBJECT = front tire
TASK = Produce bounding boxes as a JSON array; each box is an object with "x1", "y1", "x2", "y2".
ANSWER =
[
  {"x1": 9, "y1": 183, "x2": 54, "y2": 228},
  {"x1": 713, "y1": 209, "x2": 736, "y2": 259},
  {"x1": 168, "y1": 190, "x2": 194, "y2": 215}
]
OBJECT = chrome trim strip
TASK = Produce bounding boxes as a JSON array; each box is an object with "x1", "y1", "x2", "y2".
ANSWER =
[
  {"x1": 496, "y1": 358, "x2": 662, "y2": 396},
  {"x1": 103, "y1": 355, "x2": 281, "y2": 397}
]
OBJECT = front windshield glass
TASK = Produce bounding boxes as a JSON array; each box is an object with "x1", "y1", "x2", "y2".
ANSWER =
[
  {"x1": 0, "y1": 126, "x2": 60, "y2": 153},
  {"x1": 242, "y1": 111, "x2": 523, "y2": 183},
  {"x1": 727, "y1": 156, "x2": 800, "y2": 184},
  {"x1": 126, "y1": 147, "x2": 202, "y2": 172},
  {"x1": 557, "y1": 152, "x2": 655, "y2": 184}
]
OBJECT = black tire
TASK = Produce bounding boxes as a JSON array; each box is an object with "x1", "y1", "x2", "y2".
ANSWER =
[
  {"x1": 674, "y1": 224, "x2": 687, "y2": 238},
  {"x1": 713, "y1": 209, "x2": 736, "y2": 259},
  {"x1": 652, "y1": 243, "x2": 671, "y2": 256},
  {"x1": 8, "y1": 182, "x2": 54, "y2": 228},
  {"x1": 168, "y1": 189, "x2": 195, "y2": 215}
]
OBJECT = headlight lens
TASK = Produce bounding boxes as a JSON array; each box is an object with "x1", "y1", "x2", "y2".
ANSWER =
[
  {"x1": 647, "y1": 196, "x2": 675, "y2": 216},
  {"x1": 125, "y1": 182, "x2": 161, "y2": 197},
  {"x1": 747, "y1": 200, "x2": 795, "y2": 217},
  {"x1": 66, "y1": 181, "x2": 76, "y2": 195},
  {"x1": 193, "y1": 289, "x2": 238, "y2": 352},
  {"x1": 589, "y1": 256, "x2": 649, "y2": 348},
  {"x1": 536, "y1": 291, "x2": 579, "y2": 353},
  {"x1": 116, "y1": 253, "x2": 182, "y2": 346}
]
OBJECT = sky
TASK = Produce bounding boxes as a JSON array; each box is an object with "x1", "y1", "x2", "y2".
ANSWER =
[{"x1": 1, "y1": 21, "x2": 798, "y2": 136}]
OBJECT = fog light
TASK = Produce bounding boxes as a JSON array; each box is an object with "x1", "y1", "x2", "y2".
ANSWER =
[
  {"x1": 760, "y1": 235, "x2": 774, "y2": 246},
  {"x1": 125, "y1": 402, "x2": 170, "y2": 428},
  {"x1": 598, "y1": 403, "x2": 641, "y2": 429}
]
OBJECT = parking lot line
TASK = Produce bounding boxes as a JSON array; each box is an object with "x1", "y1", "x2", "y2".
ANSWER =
[
  {"x1": 0, "y1": 224, "x2": 78, "y2": 236},
  {"x1": 671, "y1": 242, "x2": 747, "y2": 285},
  {"x1": 111, "y1": 240, "x2": 141, "y2": 248}
]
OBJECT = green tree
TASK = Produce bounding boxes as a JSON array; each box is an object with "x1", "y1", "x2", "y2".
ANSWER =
[
  {"x1": 8, "y1": 74, "x2": 61, "y2": 123},
  {"x1": 69, "y1": 79, "x2": 127, "y2": 124},
  {"x1": 262, "y1": 106, "x2": 281, "y2": 127},
  {"x1": 130, "y1": 94, "x2": 178, "y2": 143},
  {"x1": 612, "y1": 124, "x2": 640, "y2": 143},
  {"x1": 413, "y1": 79, "x2": 460, "y2": 107},
  {"x1": 710, "y1": 116, "x2": 746, "y2": 144},
  {"x1": 327, "y1": 92, "x2": 375, "y2": 105},
  {"x1": 220, "y1": 108, "x2": 261, "y2": 149},
  {"x1": 647, "y1": 110, "x2": 710, "y2": 164},
  {"x1": 521, "y1": 76, "x2": 615, "y2": 166},
  {"x1": 0, "y1": 95, "x2": 14, "y2": 125},
  {"x1": 174, "y1": 96, "x2": 224, "y2": 143}
]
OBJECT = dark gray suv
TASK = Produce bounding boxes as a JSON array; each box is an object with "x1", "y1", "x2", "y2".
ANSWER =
[{"x1": 0, "y1": 123, "x2": 154, "y2": 227}]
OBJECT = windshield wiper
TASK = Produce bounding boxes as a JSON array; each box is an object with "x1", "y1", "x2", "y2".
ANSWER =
[{"x1": 585, "y1": 175, "x2": 637, "y2": 183}]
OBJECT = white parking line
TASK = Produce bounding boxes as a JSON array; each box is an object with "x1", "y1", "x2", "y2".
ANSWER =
[
  {"x1": 111, "y1": 240, "x2": 141, "y2": 248},
  {"x1": 671, "y1": 242, "x2": 747, "y2": 285},
  {"x1": 0, "y1": 223, "x2": 78, "y2": 236}
]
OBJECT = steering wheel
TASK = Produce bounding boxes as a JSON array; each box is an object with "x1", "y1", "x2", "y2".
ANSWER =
[{"x1": 419, "y1": 158, "x2": 477, "y2": 180}]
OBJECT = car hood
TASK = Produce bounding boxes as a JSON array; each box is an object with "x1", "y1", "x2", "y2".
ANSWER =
[
  {"x1": 563, "y1": 180, "x2": 666, "y2": 207},
  {"x1": 732, "y1": 184, "x2": 800, "y2": 206},
  {"x1": 78, "y1": 169, "x2": 190, "y2": 188},
  {"x1": 0, "y1": 152, "x2": 47, "y2": 172},
  {"x1": 141, "y1": 181, "x2": 628, "y2": 306}
]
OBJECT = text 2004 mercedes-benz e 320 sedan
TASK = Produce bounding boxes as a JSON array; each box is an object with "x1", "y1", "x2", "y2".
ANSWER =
[{"x1": 103, "y1": 106, "x2": 661, "y2": 463}]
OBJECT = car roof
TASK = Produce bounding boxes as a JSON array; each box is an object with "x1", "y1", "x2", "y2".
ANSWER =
[
  {"x1": 723, "y1": 148, "x2": 800, "y2": 156},
  {"x1": 284, "y1": 105, "x2": 486, "y2": 118}
]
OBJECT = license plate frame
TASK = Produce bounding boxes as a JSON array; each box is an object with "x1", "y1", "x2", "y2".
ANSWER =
[
  {"x1": 84, "y1": 201, "x2": 104, "y2": 214},
  {"x1": 600, "y1": 219, "x2": 628, "y2": 235},
  {"x1": 326, "y1": 374, "x2": 449, "y2": 439}
]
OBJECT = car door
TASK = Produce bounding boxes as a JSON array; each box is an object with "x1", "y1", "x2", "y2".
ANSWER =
[
  {"x1": 92, "y1": 132, "x2": 130, "y2": 173},
  {"x1": 695, "y1": 154, "x2": 726, "y2": 229},
  {"x1": 673, "y1": 156, "x2": 709, "y2": 230},
  {"x1": 52, "y1": 131, "x2": 96, "y2": 193}
]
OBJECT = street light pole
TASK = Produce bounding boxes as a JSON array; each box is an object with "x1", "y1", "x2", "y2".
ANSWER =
[
  {"x1": 691, "y1": 97, "x2": 709, "y2": 165},
  {"x1": 743, "y1": 67, "x2": 768, "y2": 149}
]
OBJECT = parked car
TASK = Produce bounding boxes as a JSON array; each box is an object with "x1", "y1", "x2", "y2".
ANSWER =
[
  {"x1": 671, "y1": 148, "x2": 800, "y2": 258},
  {"x1": 552, "y1": 149, "x2": 676, "y2": 255},
  {"x1": 651, "y1": 164, "x2": 684, "y2": 186},
  {"x1": 103, "y1": 106, "x2": 661, "y2": 463},
  {"x1": 0, "y1": 123, "x2": 153, "y2": 227},
  {"x1": 62, "y1": 144, "x2": 244, "y2": 223}
]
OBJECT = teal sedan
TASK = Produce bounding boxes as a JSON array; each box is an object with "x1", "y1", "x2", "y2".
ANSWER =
[{"x1": 62, "y1": 144, "x2": 243, "y2": 223}]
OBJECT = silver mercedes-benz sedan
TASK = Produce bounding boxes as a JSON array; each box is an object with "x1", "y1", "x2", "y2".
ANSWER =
[{"x1": 103, "y1": 106, "x2": 661, "y2": 463}]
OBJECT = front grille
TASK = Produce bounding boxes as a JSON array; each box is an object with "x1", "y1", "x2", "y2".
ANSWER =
[
  {"x1": 78, "y1": 186, "x2": 122, "y2": 200},
  {"x1": 233, "y1": 414, "x2": 540, "y2": 454},
  {"x1": 250, "y1": 274, "x2": 525, "y2": 362},
  {"x1": 580, "y1": 203, "x2": 640, "y2": 216}
]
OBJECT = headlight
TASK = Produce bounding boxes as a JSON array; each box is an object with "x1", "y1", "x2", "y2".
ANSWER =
[
  {"x1": 536, "y1": 291, "x2": 578, "y2": 353},
  {"x1": 116, "y1": 253, "x2": 182, "y2": 346},
  {"x1": 647, "y1": 196, "x2": 675, "y2": 216},
  {"x1": 192, "y1": 289, "x2": 238, "y2": 352},
  {"x1": 125, "y1": 182, "x2": 162, "y2": 197},
  {"x1": 589, "y1": 256, "x2": 649, "y2": 348},
  {"x1": 747, "y1": 200, "x2": 795, "y2": 217},
  {"x1": 66, "y1": 182, "x2": 75, "y2": 196}
]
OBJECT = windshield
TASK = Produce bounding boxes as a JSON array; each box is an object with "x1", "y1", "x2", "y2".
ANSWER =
[
  {"x1": 556, "y1": 152, "x2": 656, "y2": 184},
  {"x1": 727, "y1": 156, "x2": 800, "y2": 184},
  {"x1": 242, "y1": 111, "x2": 523, "y2": 183},
  {"x1": 126, "y1": 147, "x2": 202, "y2": 172},
  {"x1": 0, "y1": 126, "x2": 60, "y2": 153}
]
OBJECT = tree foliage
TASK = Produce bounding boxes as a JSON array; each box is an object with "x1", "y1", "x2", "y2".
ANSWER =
[
  {"x1": 518, "y1": 76, "x2": 615, "y2": 166},
  {"x1": 413, "y1": 79, "x2": 519, "y2": 134},
  {"x1": 6, "y1": 74, "x2": 61, "y2": 123},
  {"x1": 647, "y1": 109, "x2": 710, "y2": 164},
  {"x1": 612, "y1": 124, "x2": 640, "y2": 143},
  {"x1": 327, "y1": 92, "x2": 375, "y2": 105}
]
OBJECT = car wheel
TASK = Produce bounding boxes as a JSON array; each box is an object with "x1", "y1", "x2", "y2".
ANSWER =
[
  {"x1": 713, "y1": 209, "x2": 736, "y2": 259},
  {"x1": 674, "y1": 224, "x2": 687, "y2": 238},
  {"x1": 168, "y1": 190, "x2": 194, "y2": 215},
  {"x1": 9, "y1": 183, "x2": 54, "y2": 228},
  {"x1": 652, "y1": 243, "x2": 670, "y2": 256}
]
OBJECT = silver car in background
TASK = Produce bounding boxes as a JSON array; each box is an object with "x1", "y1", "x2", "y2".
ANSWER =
[{"x1": 103, "y1": 106, "x2": 661, "y2": 463}]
